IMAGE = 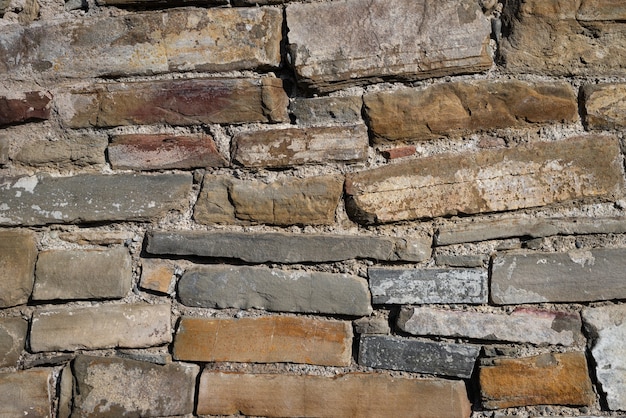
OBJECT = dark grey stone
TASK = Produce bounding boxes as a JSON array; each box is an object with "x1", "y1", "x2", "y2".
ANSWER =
[{"x1": 290, "y1": 96, "x2": 363, "y2": 126}]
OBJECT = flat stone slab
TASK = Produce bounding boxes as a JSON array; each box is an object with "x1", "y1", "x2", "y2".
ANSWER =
[
  {"x1": 290, "y1": 96, "x2": 363, "y2": 127},
  {"x1": 492, "y1": 249, "x2": 626, "y2": 304},
  {"x1": 0, "y1": 91, "x2": 51, "y2": 126},
  {"x1": 368, "y1": 267, "x2": 487, "y2": 304},
  {"x1": 0, "y1": 317, "x2": 28, "y2": 367},
  {"x1": 0, "y1": 229, "x2": 37, "y2": 307},
  {"x1": 0, "y1": 369, "x2": 52, "y2": 417},
  {"x1": 14, "y1": 131, "x2": 107, "y2": 168},
  {"x1": 358, "y1": 335, "x2": 480, "y2": 379}
]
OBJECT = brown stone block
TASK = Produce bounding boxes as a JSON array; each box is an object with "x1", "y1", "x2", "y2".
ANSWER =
[
  {"x1": 0, "y1": 91, "x2": 51, "y2": 126},
  {"x1": 0, "y1": 317, "x2": 28, "y2": 367},
  {"x1": 583, "y1": 83, "x2": 626, "y2": 130},
  {"x1": 0, "y1": 369, "x2": 52, "y2": 417},
  {"x1": 0, "y1": 229, "x2": 37, "y2": 308},
  {"x1": 139, "y1": 259, "x2": 174, "y2": 294},
  {"x1": 577, "y1": 0, "x2": 626, "y2": 21}
]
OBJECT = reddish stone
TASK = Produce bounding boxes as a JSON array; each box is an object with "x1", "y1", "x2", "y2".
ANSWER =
[
  {"x1": 381, "y1": 146, "x2": 416, "y2": 159},
  {"x1": 0, "y1": 92, "x2": 51, "y2": 126}
]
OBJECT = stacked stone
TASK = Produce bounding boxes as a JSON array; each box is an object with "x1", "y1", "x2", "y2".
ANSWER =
[{"x1": 1, "y1": 0, "x2": 626, "y2": 416}]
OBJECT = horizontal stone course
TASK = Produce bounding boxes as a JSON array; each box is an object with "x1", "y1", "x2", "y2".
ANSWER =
[
  {"x1": 0, "y1": 91, "x2": 51, "y2": 126},
  {"x1": 0, "y1": 369, "x2": 52, "y2": 417},
  {"x1": 0, "y1": 229, "x2": 37, "y2": 307},
  {"x1": 0, "y1": 317, "x2": 28, "y2": 367},
  {"x1": 14, "y1": 131, "x2": 107, "y2": 168},
  {"x1": 290, "y1": 96, "x2": 363, "y2": 126}
]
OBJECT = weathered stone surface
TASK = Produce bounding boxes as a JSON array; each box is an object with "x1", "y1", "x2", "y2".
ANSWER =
[
  {"x1": 353, "y1": 317, "x2": 390, "y2": 335},
  {"x1": 1, "y1": 0, "x2": 39, "y2": 24},
  {"x1": 364, "y1": 81, "x2": 577, "y2": 142},
  {"x1": 198, "y1": 371, "x2": 471, "y2": 418},
  {"x1": 290, "y1": 96, "x2": 363, "y2": 126},
  {"x1": 0, "y1": 91, "x2": 51, "y2": 126},
  {"x1": 583, "y1": 83, "x2": 626, "y2": 130},
  {"x1": 0, "y1": 369, "x2": 52, "y2": 417},
  {"x1": 33, "y1": 247, "x2": 131, "y2": 301},
  {"x1": 286, "y1": 0, "x2": 491, "y2": 91},
  {"x1": 97, "y1": 0, "x2": 226, "y2": 5},
  {"x1": 0, "y1": 135, "x2": 7, "y2": 166},
  {"x1": 14, "y1": 132, "x2": 107, "y2": 167},
  {"x1": 345, "y1": 136, "x2": 624, "y2": 224},
  {"x1": 0, "y1": 229, "x2": 37, "y2": 307},
  {"x1": 178, "y1": 265, "x2": 372, "y2": 316},
  {"x1": 492, "y1": 249, "x2": 626, "y2": 304},
  {"x1": 368, "y1": 267, "x2": 487, "y2": 304},
  {"x1": 381, "y1": 146, "x2": 416, "y2": 160},
  {"x1": 582, "y1": 304, "x2": 626, "y2": 410},
  {"x1": 30, "y1": 303, "x2": 171, "y2": 352},
  {"x1": 0, "y1": 8, "x2": 281, "y2": 79},
  {"x1": 435, "y1": 254, "x2": 488, "y2": 267},
  {"x1": 231, "y1": 124, "x2": 369, "y2": 168},
  {"x1": 0, "y1": 317, "x2": 27, "y2": 367},
  {"x1": 399, "y1": 307, "x2": 582, "y2": 346},
  {"x1": 61, "y1": 77, "x2": 288, "y2": 128},
  {"x1": 480, "y1": 352, "x2": 595, "y2": 409},
  {"x1": 0, "y1": 173, "x2": 192, "y2": 226},
  {"x1": 139, "y1": 259, "x2": 174, "y2": 294},
  {"x1": 577, "y1": 0, "x2": 626, "y2": 20},
  {"x1": 194, "y1": 174, "x2": 343, "y2": 225},
  {"x1": 57, "y1": 231, "x2": 133, "y2": 245},
  {"x1": 173, "y1": 316, "x2": 352, "y2": 366},
  {"x1": 71, "y1": 355, "x2": 198, "y2": 418},
  {"x1": 146, "y1": 230, "x2": 431, "y2": 263},
  {"x1": 109, "y1": 133, "x2": 227, "y2": 170},
  {"x1": 359, "y1": 335, "x2": 479, "y2": 378}
]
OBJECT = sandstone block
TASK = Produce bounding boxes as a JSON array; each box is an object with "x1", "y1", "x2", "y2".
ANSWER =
[
  {"x1": 290, "y1": 96, "x2": 363, "y2": 126},
  {"x1": 173, "y1": 316, "x2": 352, "y2": 366},
  {"x1": 0, "y1": 229, "x2": 37, "y2": 307},
  {"x1": 353, "y1": 317, "x2": 390, "y2": 335},
  {"x1": 583, "y1": 83, "x2": 626, "y2": 130},
  {"x1": 71, "y1": 355, "x2": 198, "y2": 418},
  {"x1": 139, "y1": 259, "x2": 174, "y2": 294},
  {"x1": 286, "y1": 0, "x2": 491, "y2": 91},
  {"x1": 480, "y1": 352, "x2": 594, "y2": 409},
  {"x1": 0, "y1": 173, "x2": 192, "y2": 226},
  {"x1": 14, "y1": 132, "x2": 107, "y2": 168},
  {"x1": 577, "y1": 0, "x2": 626, "y2": 21},
  {"x1": 381, "y1": 146, "x2": 416, "y2": 160},
  {"x1": 198, "y1": 371, "x2": 471, "y2": 418},
  {"x1": 0, "y1": 369, "x2": 52, "y2": 417},
  {"x1": 30, "y1": 303, "x2": 171, "y2": 352},
  {"x1": 0, "y1": 91, "x2": 51, "y2": 126},
  {"x1": 345, "y1": 135, "x2": 624, "y2": 223},
  {"x1": 435, "y1": 254, "x2": 488, "y2": 267},
  {"x1": 368, "y1": 267, "x2": 487, "y2": 304},
  {"x1": 179, "y1": 265, "x2": 371, "y2": 316},
  {"x1": 0, "y1": 317, "x2": 27, "y2": 367},
  {"x1": 358, "y1": 335, "x2": 479, "y2": 378}
]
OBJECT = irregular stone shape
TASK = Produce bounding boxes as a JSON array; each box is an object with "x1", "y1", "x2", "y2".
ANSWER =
[
  {"x1": 0, "y1": 317, "x2": 27, "y2": 367},
  {"x1": 33, "y1": 247, "x2": 132, "y2": 301},
  {"x1": 0, "y1": 8, "x2": 281, "y2": 78},
  {"x1": 0, "y1": 91, "x2": 51, "y2": 126},
  {"x1": 0, "y1": 229, "x2": 37, "y2": 307},
  {"x1": 0, "y1": 369, "x2": 52, "y2": 417},
  {"x1": 14, "y1": 132, "x2": 107, "y2": 167},
  {"x1": 198, "y1": 371, "x2": 471, "y2": 418},
  {"x1": 577, "y1": 0, "x2": 626, "y2": 20},
  {"x1": 290, "y1": 96, "x2": 363, "y2": 126},
  {"x1": 358, "y1": 335, "x2": 479, "y2": 379},
  {"x1": 345, "y1": 135, "x2": 624, "y2": 224},
  {"x1": 353, "y1": 317, "x2": 390, "y2": 335},
  {"x1": 139, "y1": 259, "x2": 174, "y2": 294},
  {"x1": 368, "y1": 268, "x2": 487, "y2": 304},
  {"x1": 480, "y1": 352, "x2": 594, "y2": 409},
  {"x1": 30, "y1": 303, "x2": 171, "y2": 352},
  {"x1": 178, "y1": 265, "x2": 372, "y2": 316},
  {"x1": 146, "y1": 230, "x2": 431, "y2": 263},
  {"x1": 61, "y1": 77, "x2": 288, "y2": 128},
  {"x1": 364, "y1": 81, "x2": 577, "y2": 142},
  {"x1": 194, "y1": 174, "x2": 343, "y2": 225},
  {"x1": 399, "y1": 307, "x2": 582, "y2": 346},
  {"x1": 582, "y1": 304, "x2": 626, "y2": 410},
  {"x1": 108, "y1": 133, "x2": 227, "y2": 170},
  {"x1": 231, "y1": 124, "x2": 369, "y2": 168},
  {"x1": 492, "y1": 249, "x2": 626, "y2": 304},
  {"x1": 0, "y1": 173, "x2": 192, "y2": 226},
  {"x1": 1, "y1": 0, "x2": 39, "y2": 24},
  {"x1": 583, "y1": 83, "x2": 626, "y2": 130},
  {"x1": 173, "y1": 316, "x2": 352, "y2": 366},
  {"x1": 286, "y1": 0, "x2": 491, "y2": 91},
  {"x1": 72, "y1": 355, "x2": 198, "y2": 418}
]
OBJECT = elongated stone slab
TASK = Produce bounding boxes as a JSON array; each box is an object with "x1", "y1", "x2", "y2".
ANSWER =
[
  {"x1": 368, "y1": 268, "x2": 487, "y2": 304},
  {"x1": 345, "y1": 135, "x2": 624, "y2": 224},
  {"x1": 14, "y1": 131, "x2": 107, "y2": 168},
  {"x1": 286, "y1": 0, "x2": 491, "y2": 91},
  {"x1": 0, "y1": 369, "x2": 52, "y2": 417},
  {"x1": 358, "y1": 335, "x2": 479, "y2": 379},
  {"x1": 0, "y1": 229, "x2": 37, "y2": 307},
  {"x1": 492, "y1": 249, "x2": 626, "y2": 304},
  {"x1": 0, "y1": 173, "x2": 192, "y2": 226},
  {"x1": 0, "y1": 91, "x2": 51, "y2": 126},
  {"x1": 179, "y1": 265, "x2": 371, "y2": 316}
]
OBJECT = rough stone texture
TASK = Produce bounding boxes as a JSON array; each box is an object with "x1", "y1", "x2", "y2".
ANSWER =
[
  {"x1": 358, "y1": 335, "x2": 480, "y2": 379},
  {"x1": 0, "y1": 0, "x2": 39, "y2": 24},
  {"x1": 0, "y1": 8, "x2": 281, "y2": 79},
  {"x1": 492, "y1": 249, "x2": 626, "y2": 304},
  {"x1": 0, "y1": 135, "x2": 7, "y2": 166},
  {"x1": 382, "y1": 146, "x2": 416, "y2": 160},
  {"x1": 231, "y1": 124, "x2": 369, "y2": 168},
  {"x1": 286, "y1": 0, "x2": 491, "y2": 91},
  {"x1": 97, "y1": 0, "x2": 226, "y2": 5},
  {"x1": 57, "y1": 231, "x2": 132, "y2": 246},
  {"x1": 0, "y1": 317, "x2": 27, "y2": 367},
  {"x1": 368, "y1": 267, "x2": 487, "y2": 304},
  {"x1": 290, "y1": 96, "x2": 363, "y2": 127},
  {"x1": 33, "y1": 247, "x2": 131, "y2": 301},
  {"x1": 582, "y1": 304, "x2": 626, "y2": 410},
  {"x1": 345, "y1": 135, "x2": 624, "y2": 224},
  {"x1": 435, "y1": 254, "x2": 488, "y2": 268},
  {"x1": 198, "y1": 371, "x2": 471, "y2": 418},
  {"x1": 480, "y1": 352, "x2": 595, "y2": 409},
  {"x1": 173, "y1": 316, "x2": 352, "y2": 366},
  {"x1": 109, "y1": 133, "x2": 227, "y2": 170},
  {"x1": 30, "y1": 303, "x2": 171, "y2": 352},
  {"x1": 353, "y1": 317, "x2": 390, "y2": 335},
  {"x1": 0, "y1": 229, "x2": 37, "y2": 307},
  {"x1": 0, "y1": 173, "x2": 192, "y2": 226},
  {"x1": 364, "y1": 81, "x2": 577, "y2": 142},
  {"x1": 0, "y1": 369, "x2": 52, "y2": 418},
  {"x1": 583, "y1": 83, "x2": 626, "y2": 130},
  {"x1": 399, "y1": 307, "x2": 583, "y2": 346},
  {"x1": 178, "y1": 265, "x2": 372, "y2": 316},
  {"x1": 139, "y1": 259, "x2": 174, "y2": 294},
  {"x1": 61, "y1": 77, "x2": 288, "y2": 128},
  {"x1": 194, "y1": 174, "x2": 343, "y2": 225},
  {"x1": 0, "y1": 91, "x2": 51, "y2": 126},
  {"x1": 146, "y1": 230, "x2": 431, "y2": 263},
  {"x1": 71, "y1": 355, "x2": 198, "y2": 418},
  {"x1": 14, "y1": 132, "x2": 107, "y2": 168}
]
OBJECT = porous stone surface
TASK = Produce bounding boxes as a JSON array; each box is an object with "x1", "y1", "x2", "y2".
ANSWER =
[
  {"x1": 0, "y1": 229, "x2": 37, "y2": 307},
  {"x1": 0, "y1": 369, "x2": 52, "y2": 417},
  {"x1": 290, "y1": 96, "x2": 363, "y2": 126},
  {"x1": 0, "y1": 317, "x2": 27, "y2": 367},
  {"x1": 583, "y1": 83, "x2": 626, "y2": 130},
  {"x1": 14, "y1": 132, "x2": 107, "y2": 168},
  {"x1": 353, "y1": 317, "x2": 390, "y2": 335},
  {"x1": 0, "y1": 91, "x2": 51, "y2": 126}
]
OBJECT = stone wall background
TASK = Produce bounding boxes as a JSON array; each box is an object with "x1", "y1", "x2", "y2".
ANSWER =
[{"x1": 1, "y1": 0, "x2": 626, "y2": 416}]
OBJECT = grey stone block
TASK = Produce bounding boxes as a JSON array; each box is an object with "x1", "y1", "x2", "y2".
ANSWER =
[
  {"x1": 0, "y1": 317, "x2": 27, "y2": 367},
  {"x1": 0, "y1": 229, "x2": 37, "y2": 308}
]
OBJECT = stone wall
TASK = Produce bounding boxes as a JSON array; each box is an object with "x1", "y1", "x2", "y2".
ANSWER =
[{"x1": 1, "y1": 0, "x2": 626, "y2": 416}]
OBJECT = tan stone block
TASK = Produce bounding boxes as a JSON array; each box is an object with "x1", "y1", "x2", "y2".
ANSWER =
[
  {"x1": 14, "y1": 131, "x2": 107, "y2": 168},
  {"x1": 0, "y1": 317, "x2": 27, "y2": 367},
  {"x1": 0, "y1": 229, "x2": 37, "y2": 308},
  {"x1": 583, "y1": 83, "x2": 626, "y2": 130},
  {"x1": 577, "y1": 0, "x2": 626, "y2": 21},
  {"x1": 139, "y1": 259, "x2": 174, "y2": 294},
  {"x1": 0, "y1": 369, "x2": 52, "y2": 417},
  {"x1": 192, "y1": 175, "x2": 236, "y2": 224}
]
